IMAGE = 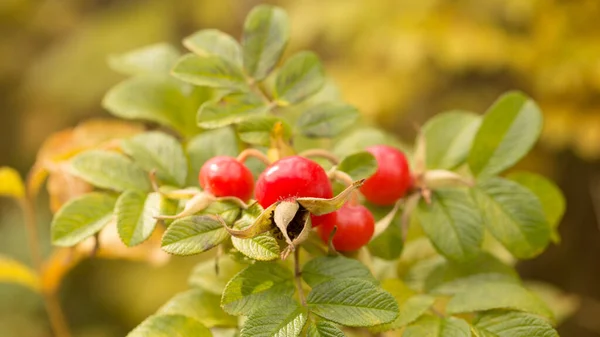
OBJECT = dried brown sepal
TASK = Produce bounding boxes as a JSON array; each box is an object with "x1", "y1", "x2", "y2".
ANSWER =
[
  {"x1": 216, "y1": 196, "x2": 251, "y2": 209},
  {"x1": 159, "y1": 187, "x2": 201, "y2": 200},
  {"x1": 274, "y1": 201, "x2": 300, "y2": 246},
  {"x1": 297, "y1": 179, "x2": 365, "y2": 215},
  {"x1": 423, "y1": 169, "x2": 474, "y2": 189},
  {"x1": 372, "y1": 200, "x2": 402, "y2": 238},
  {"x1": 223, "y1": 202, "x2": 277, "y2": 239},
  {"x1": 280, "y1": 211, "x2": 312, "y2": 260},
  {"x1": 154, "y1": 192, "x2": 215, "y2": 220}
]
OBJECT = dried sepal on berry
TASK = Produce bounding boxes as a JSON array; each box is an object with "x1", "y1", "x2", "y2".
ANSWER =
[
  {"x1": 222, "y1": 202, "x2": 278, "y2": 239},
  {"x1": 280, "y1": 209, "x2": 312, "y2": 260},
  {"x1": 296, "y1": 179, "x2": 365, "y2": 215},
  {"x1": 154, "y1": 192, "x2": 215, "y2": 220}
]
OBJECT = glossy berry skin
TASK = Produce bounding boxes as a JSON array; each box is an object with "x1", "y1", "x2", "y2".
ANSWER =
[
  {"x1": 360, "y1": 145, "x2": 411, "y2": 206},
  {"x1": 255, "y1": 156, "x2": 334, "y2": 227},
  {"x1": 317, "y1": 204, "x2": 375, "y2": 251},
  {"x1": 199, "y1": 156, "x2": 254, "y2": 201}
]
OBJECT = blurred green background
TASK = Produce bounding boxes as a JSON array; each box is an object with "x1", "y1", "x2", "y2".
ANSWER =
[{"x1": 1, "y1": 0, "x2": 600, "y2": 336}]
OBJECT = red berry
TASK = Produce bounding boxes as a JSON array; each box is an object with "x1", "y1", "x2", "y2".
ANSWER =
[
  {"x1": 360, "y1": 145, "x2": 411, "y2": 206},
  {"x1": 255, "y1": 156, "x2": 334, "y2": 226},
  {"x1": 317, "y1": 203, "x2": 375, "y2": 251},
  {"x1": 199, "y1": 156, "x2": 254, "y2": 201},
  {"x1": 311, "y1": 212, "x2": 337, "y2": 228}
]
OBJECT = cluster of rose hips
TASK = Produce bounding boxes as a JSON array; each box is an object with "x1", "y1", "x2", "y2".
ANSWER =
[{"x1": 199, "y1": 145, "x2": 411, "y2": 252}]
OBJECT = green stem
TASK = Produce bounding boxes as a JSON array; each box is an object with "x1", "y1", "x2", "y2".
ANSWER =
[{"x1": 294, "y1": 249, "x2": 306, "y2": 306}]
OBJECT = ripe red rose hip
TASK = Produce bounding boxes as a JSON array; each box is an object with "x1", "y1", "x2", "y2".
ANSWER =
[
  {"x1": 360, "y1": 145, "x2": 411, "y2": 206},
  {"x1": 317, "y1": 203, "x2": 375, "y2": 251},
  {"x1": 199, "y1": 156, "x2": 254, "y2": 201},
  {"x1": 255, "y1": 156, "x2": 334, "y2": 227}
]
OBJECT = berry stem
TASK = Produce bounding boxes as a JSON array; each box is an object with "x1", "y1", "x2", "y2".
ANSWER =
[
  {"x1": 326, "y1": 226, "x2": 338, "y2": 256},
  {"x1": 236, "y1": 148, "x2": 271, "y2": 166},
  {"x1": 299, "y1": 149, "x2": 340, "y2": 165},
  {"x1": 294, "y1": 248, "x2": 307, "y2": 306}
]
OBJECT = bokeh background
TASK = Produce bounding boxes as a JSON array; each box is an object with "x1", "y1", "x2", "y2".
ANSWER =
[{"x1": 1, "y1": 0, "x2": 600, "y2": 336}]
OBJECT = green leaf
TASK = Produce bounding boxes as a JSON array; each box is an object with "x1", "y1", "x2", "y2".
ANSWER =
[
  {"x1": 471, "y1": 326, "x2": 500, "y2": 337},
  {"x1": 333, "y1": 127, "x2": 407, "y2": 158},
  {"x1": 186, "y1": 128, "x2": 239, "y2": 185},
  {"x1": 0, "y1": 255, "x2": 40, "y2": 292},
  {"x1": 127, "y1": 314, "x2": 211, "y2": 337},
  {"x1": 200, "y1": 200, "x2": 242, "y2": 226},
  {"x1": 403, "y1": 315, "x2": 471, "y2": 337},
  {"x1": 508, "y1": 172, "x2": 564, "y2": 243},
  {"x1": 231, "y1": 203, "x2": 280, "y2": 261},
  {"x1": 475, "y1": 311, "x2": 558, "y2": 337},
  {"x1": 302, "y1": 255, "x2": 377, "y2": 287},
  {"x1": 115, "y1": 191, "x2": 162, "y2": 247},
  {"x1": 121, "y1": 131, "x2": 187, "y2": 187},
  {"x1": 337, "y1": 151, "x2": 378, "y2": 180},
  {"x1": 51, "y1": 192, "x2": 117, "y2": 247},
  {"x1": 468, "y1": 92, "x2": 543, "y2": 177},
  {"x1": 161, "y1": 216, "x2": 230, "y2": 255},
  {"x1": 0, "y1": 167, "x2": 25, "y2": 200},
  {"x1": 307, "y1": 279, "x2": 398, "y2": 327},
  {"x1": 525, "y1": 281, "x2": 580, "y2": 324},
  {"x1": 184, "y1": 29, "x2": 243, "y2": 66},
  {"x1": 157, "y1": 289, "x2": 236, "y2": 328},
  {"x1": 368, "y1": 218, "x2": 404, "y2": 260},
  {"x1": 306, "y1": 321, "x2": 345, "y2": 337},
  {"x1": 188, "y1": 256, "x2": 244, "y2": 294},
  {"x1": 416, "y1": 188, "x2": 483, "y2": 261},
  {"x1": 221, "y1": 262, "x2": 295, "y2": 315},
  {"x1": 240, "y1": 298, "x2": 307, "y2": 337},
  {"x1": 371, "y1": 279, "x2": 435, "y2": 332},
  {"x1": 297, "y1": 102, "x2": 359, "y2": 138},
  {"x1": 242, "y1": 5, "x2": 290, "y2": 80},
  {"x1": 424, "y1": 253, "x2": 518, "y2": 294},
  {"x1": 446, "y1": 279, "x2": 553, "y2": 319},
  {"x1": 274, "y1": 51, "x2": 325, "y2": 104},
  {"x1": 198, "y1": 93, "x2": 270, "y2": 129},
  {"x1": 108, "y1": 43, "x2": 180, "y2": 76},
  {"x1": 423, "y1": 110, "x2": 481, "y2": 170},
  {"x1": 103, "y1": 75, "x2": 207, "y2": 137},
  {"x1": 171, "y1": 54, "x2": 248, "y2": 90},
  {"x1": 70, "y1": 150, "x2": 151, "y2": 192},
  {"x1": 236, "y1": 115, "x2": 292, "y2": 146},
  {"x1": 474, "y1": 177, "x2": 551, "y2": 259}
]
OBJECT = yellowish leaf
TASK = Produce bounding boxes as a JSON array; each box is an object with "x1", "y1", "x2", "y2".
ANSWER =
[
  {"x1": 0, "y1": 167, "x2": 25, "y2": 200},
  {"x1": 0, "y1": 255, "x2": 40, "y2": 292},
  {"x1": 27, "y1": 118, "x2": 144, "y2": 204},
  {"x1": 41, "y1": 221, "x2": 169, "y2": 293}
]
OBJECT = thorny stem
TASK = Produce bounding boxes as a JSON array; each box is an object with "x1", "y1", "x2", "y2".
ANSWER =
[
  {"x1": 294, "y1": 249, "x2": 307, "y2": 306},
  {"x1": 19, "y1": 196, "x2": 72, "y2": 337},
  {"x1": 299, "y1": 149, "x2": 340, "y2": 165},
  {"x1": 237, "y1": 148, "x2": 271, "y2": 166}
]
